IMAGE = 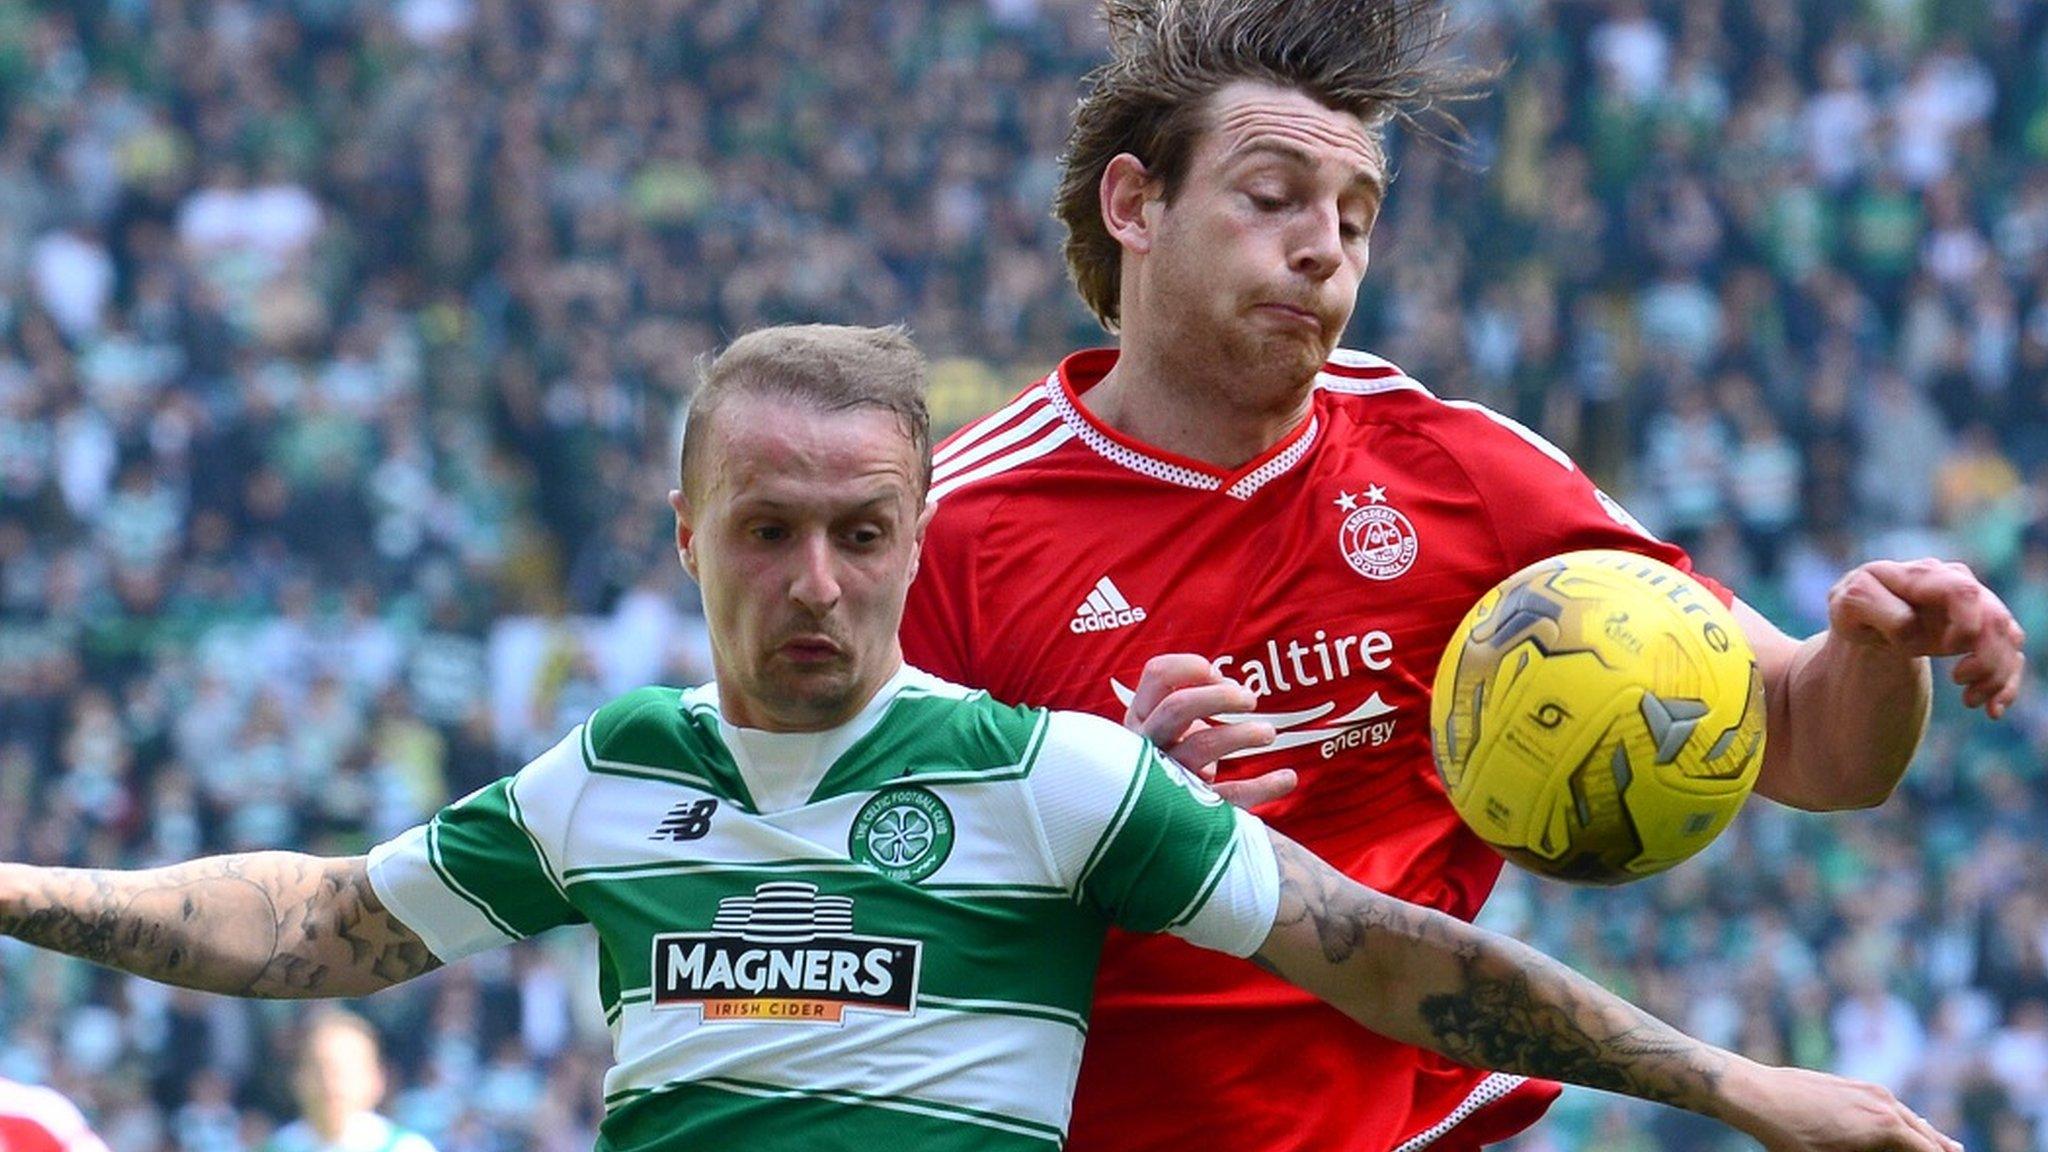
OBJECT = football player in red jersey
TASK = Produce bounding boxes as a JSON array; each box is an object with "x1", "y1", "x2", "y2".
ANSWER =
[{"x1": 899, "y1": 2, "x2": 2027, "y2": 1150}]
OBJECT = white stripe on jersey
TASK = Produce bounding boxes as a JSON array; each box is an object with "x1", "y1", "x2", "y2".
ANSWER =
[
  {"x1": 1316, "y1": 361, "x2": 1668, "y2": 549},
  {"x1": 928, "y1": 423, "x2": 1075, "y2": 504},
  {"x1": 917, "y1": 993, "x2": 1090, "y2": 1034},
  {"x1": 1312, "y1": 365, "x2": 1430, "y2": 397},
  {"x1": 583, "y1": 720, "x2": 722, "y2": 793},
  {"x1": 665, "y1": 1066, "x2": 1069, "y2": 1144},
  {"x1": 932, "y1": 384, "x2": 1048, "y2": 469},
  {"x1": 1324, "y1": 347, "x2": 1404, "y2": 374},
  {"x1": 1312, "y1": 351, "x2": 1576, "y2": 472},
  {"x1": 1191, "y1": 810, "x2": 1281, "y2": 958},
  {"x1": 505, "y1": 771, "x2": 572, "y2": 902},
  {"x1": 1320, "y1": 351, "x2": 1655, "y2": 563},
  {"x1": 1442, "y1": 399, "x2": 1575, "y2": 471},
  {"x1": 368, "y1": 822, "x2": 520, "y2": 961},
  {"x1": 931, "y1": 404, "x2": 1060, "y2": 487},
  {"x1": 693, "y1": 1079, "x2": 1060, "y2": 1145}
]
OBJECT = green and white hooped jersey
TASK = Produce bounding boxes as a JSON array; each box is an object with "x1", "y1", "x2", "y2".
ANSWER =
[{"x1": 367, "y1": 666, "x2": 1280, "y2": 1152}]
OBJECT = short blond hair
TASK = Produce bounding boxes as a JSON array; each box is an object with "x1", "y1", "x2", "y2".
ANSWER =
[{"x1": 678, "y1": 324, "x2": 931, "y2": 502}]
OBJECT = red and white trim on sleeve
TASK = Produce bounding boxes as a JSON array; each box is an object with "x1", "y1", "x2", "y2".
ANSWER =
[
  {"x1": 1313, "y1": 348, "x2": 1431, "y2": 394},
  {"x1": 930, "y1": 376, "x2": 1074, "y2": 504},
  {"x1": 1391, "y1": 1074, "x2": 1527, "y2": 1152}
]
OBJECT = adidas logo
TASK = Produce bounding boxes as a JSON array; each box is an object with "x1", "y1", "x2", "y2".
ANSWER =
[{"x1": 1069, "y1": 577, "x2": 1148, "y2": 634}]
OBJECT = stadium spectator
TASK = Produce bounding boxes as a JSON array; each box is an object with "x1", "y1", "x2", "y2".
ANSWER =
[{"x1": 267, "y1": 1011, "x2": 435, "y2": 1152}]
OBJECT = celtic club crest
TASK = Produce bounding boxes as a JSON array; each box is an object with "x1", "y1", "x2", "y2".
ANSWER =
[
  {"x1": 1336, "y1": 486, "x2": 1419, "y2": 580},
  {"x1": 849, "y1": 787, "x2": 955, "y2": 883}
]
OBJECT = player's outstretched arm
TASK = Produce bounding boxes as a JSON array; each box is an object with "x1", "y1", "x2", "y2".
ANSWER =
[
  {"x1": 0, "y1": 854, "x2": 440, "y2": 999},
  {"x1": 1741, "y1": 558, "x2": 2026, "y2": 811},
  {"x1": 1252, "y1": 833, "x2": 1958, "y2": 1152}
]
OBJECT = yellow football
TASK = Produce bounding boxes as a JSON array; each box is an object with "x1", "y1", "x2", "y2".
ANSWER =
[{"x1": 1429, "y1": 550, "x2": 1766, "y2": 884}]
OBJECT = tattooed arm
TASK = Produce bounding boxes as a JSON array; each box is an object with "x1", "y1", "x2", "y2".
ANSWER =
[
  {"x1": 0, "y1": 854, "x2": 440, "y2": 998},
  {"x1": 1253, "y1": 833, "x2": 1957, "y2": 1152}
]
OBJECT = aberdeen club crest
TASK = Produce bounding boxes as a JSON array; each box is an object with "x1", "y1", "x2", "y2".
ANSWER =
[{"x1": 1335, "y1": 484, "x2": 1419, "y2": 581}]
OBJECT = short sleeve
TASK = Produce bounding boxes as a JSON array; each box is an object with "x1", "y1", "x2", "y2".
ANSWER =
[
  {"x1": 367, "y1": 729, "x2": 588, "y2": 962},
  {"x1": 1027, "y1": 711, "x2": 1279, "y2": 957}
]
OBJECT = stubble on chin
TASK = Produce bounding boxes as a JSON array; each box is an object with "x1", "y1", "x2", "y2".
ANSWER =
[
  {"x1": 1221, "y1": 323, "x2": 1332, "y2": 399},
  {"x1": 759, "y1": 661, "x2": 863, "y2": 728},
  {"x1": 1145, "y1": 288, "x2": 1332, "y2": 410}
]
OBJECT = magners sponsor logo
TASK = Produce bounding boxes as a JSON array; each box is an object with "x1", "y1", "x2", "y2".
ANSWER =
[{"x1": 651, "y1": 882, "x2": 921, "y2": 1025}]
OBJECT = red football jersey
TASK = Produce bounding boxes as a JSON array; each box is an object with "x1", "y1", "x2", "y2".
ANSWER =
[{"x1": 902, "y1": 348, "x2": 1731, "y2": 1152}]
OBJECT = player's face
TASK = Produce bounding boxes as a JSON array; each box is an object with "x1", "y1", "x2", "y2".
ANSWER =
[
  {"x1": 1136, "y1": 82, "x2": 1382, "y2": 391},
  {"x1": 297, "y1": 1026, "x2": 385, "y2": 1119},
  {"x1": 672, "y1": 395, "x2": 928, "y2": 732}
]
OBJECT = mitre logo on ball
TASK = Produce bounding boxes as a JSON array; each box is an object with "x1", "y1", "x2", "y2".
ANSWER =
[{"x1": 1428, "y1": 550, "x2": 1765, "y2": 885}]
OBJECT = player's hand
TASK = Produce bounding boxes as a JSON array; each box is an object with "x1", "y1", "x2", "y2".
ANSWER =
[
  {"x1": 1725, "y1": 1062, "x2": 1959, "y2": 1152},
  {"x1": 1123, "y1": 654, "x2": 1293, "y2": 808},
  {"x1": 1828, "y1": 558, "x2": 2027, "y2": 718}
]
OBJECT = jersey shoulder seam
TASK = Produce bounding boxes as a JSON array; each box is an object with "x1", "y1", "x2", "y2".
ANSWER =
[
  {"x1": 1313, "y1": 348, "x2": 1436, "y2": 398},
  {"x1": 1010, "y1": 709, "x2": 1068, "y2": 889},
  {"x1": 1393, "y1": 409, "x2": 1523, "y2": 569},
  {"x1": 579, "y1": 688, "x2": 741, "y2": 802},
  {"x1": 584, "y1": 685, "x2": 688, "y2": 762},
  {"x1": 929, "y1": 379, "x2": 1072, "y2": 503}
]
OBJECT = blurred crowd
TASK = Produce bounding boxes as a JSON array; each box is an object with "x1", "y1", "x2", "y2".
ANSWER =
[{"x1": 0, "y1": 1, "x2": 2044, "y2": 1150}]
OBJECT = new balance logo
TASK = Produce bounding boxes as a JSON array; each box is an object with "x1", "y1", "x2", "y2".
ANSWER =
[
  {"x1": 651, "y1": 799, "x2": 719, "y2": 841},
  {"x1": 1069, "y1": 577, "x2": 1147, "y2": 634}
]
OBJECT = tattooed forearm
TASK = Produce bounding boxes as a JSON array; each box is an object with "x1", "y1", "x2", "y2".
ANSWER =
[
  {"x1": 0, "y1": 854, "x2": 440, "y2": 998},
  {"x1": 1412, "y1": 960, "x2": 1713, "y2": 1103},
  {"x1": 1255, "y1": 834, "x2": 1727, "y2": 1114}
]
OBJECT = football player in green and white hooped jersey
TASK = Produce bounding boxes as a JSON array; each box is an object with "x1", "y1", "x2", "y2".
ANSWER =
[{"x1": 0, "y1": 325, "x2": 1960, "y2": 1152}]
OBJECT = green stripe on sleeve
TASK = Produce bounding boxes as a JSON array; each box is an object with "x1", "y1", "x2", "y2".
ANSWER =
[
  {"x1": 1072, "y1": 741, "x2": 1149, "y2": 901},
  {"x1": 425, "y1": 822, "x2": 522, "y2": 940},
  {"x1": 1169, "y1": 836, "x2": 1240, "y2": 930},
  {"x1": 1078, "y1": 748, "x2": 1243, "y2": 934},
  {"x1": 425, "y1": 779, "x2": 585, "y2": 937}
]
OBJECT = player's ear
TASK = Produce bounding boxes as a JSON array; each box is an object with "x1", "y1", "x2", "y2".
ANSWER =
[
  {"x1": 1101, "y1": 153, "x2": 1160, "y2": 256},
  {"x1": 906, "y1": 499, "x2": 935, "y2": 584},
  {"x1": 669, "y1": 489, "x2": 700, "y2": 581}
]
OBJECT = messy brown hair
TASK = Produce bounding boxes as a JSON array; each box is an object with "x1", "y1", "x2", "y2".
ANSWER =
[
  {"x1": 679, "y1": 324, "x2": 932, "y2": 502},
  {"x1": 1056, "y1": 0, "x2": 1486, "y2": 328}
]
